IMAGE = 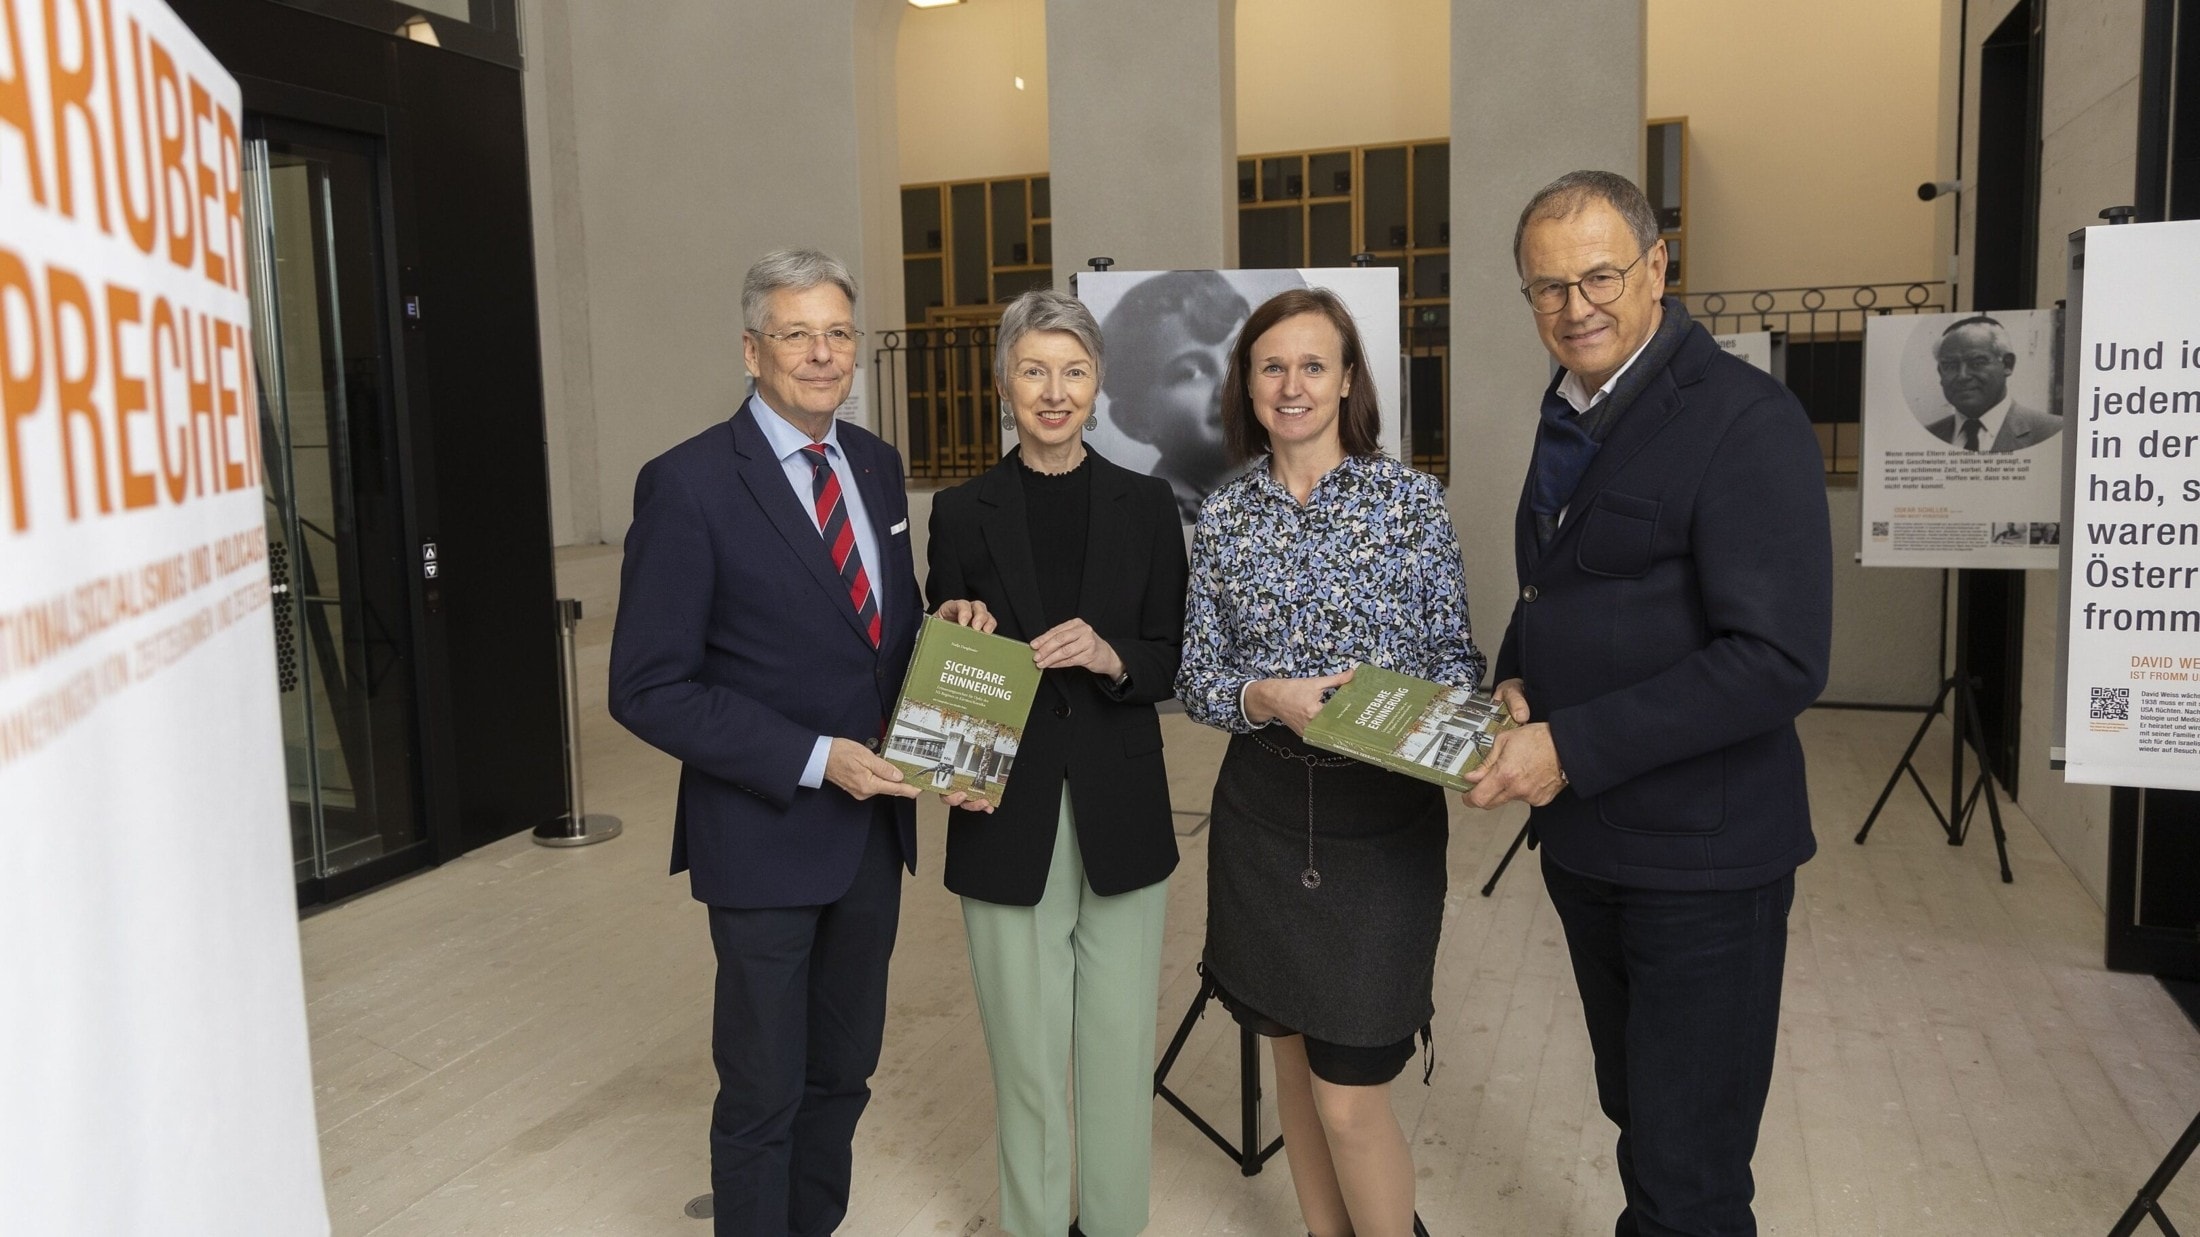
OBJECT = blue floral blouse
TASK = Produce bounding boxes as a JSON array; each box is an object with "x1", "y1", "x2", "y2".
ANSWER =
[{"x1": 1180, "y1": 452, "x2": 1486, "y2": 732}]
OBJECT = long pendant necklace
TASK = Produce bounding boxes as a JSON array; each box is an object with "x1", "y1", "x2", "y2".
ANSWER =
[{"x1": 1253, "y1": 732, "x2": 1354, "y2": 889}]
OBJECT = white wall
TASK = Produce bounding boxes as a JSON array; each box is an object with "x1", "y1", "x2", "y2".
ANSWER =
[
  {"x1": 525, "y1": 0, "x2": 907, "y2": 546},
  {"x1": 1234, "y1": 0, "x2": 1449, "y2": 153},
  {"x1": 897, "y1": 0, "x2": 1049, "y2": 185},
  {"x1": 893, "y1": 0, "x2": 1448, "y2": 189},
  {"x1": 1645, "y1": 0, "x2": 1943, "y2": 292}
]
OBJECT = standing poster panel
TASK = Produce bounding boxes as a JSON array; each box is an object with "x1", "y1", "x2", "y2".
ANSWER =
[
  {"x1": 2063, "y1": 220, "x2": 2200, "y2": 791},
  {"x1": 1711, "y1": 330, "x2": 1775, "y2": 375},
  {"x1": 0, "y1": 0, "x2": 329, "y2": 1231},
  {"x1": 1860, "y1": 308, "x2": 2066, "y2": 567},
  {"x1": 1070, "y1": 268, "x2": 1405, "y2": 523}
]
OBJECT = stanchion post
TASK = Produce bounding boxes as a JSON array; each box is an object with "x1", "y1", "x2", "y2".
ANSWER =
[{"x1": 534, "y1": 597, "x2": 623, "y2": 848}]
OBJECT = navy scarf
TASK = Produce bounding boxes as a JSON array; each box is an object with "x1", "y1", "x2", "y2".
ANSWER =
[{"x1": 1530, "y1": 297, "x2": 1693, "y2": 549}]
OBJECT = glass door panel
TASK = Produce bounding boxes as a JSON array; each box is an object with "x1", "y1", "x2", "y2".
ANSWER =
[{"x1": 242, "y1": 117, "x2": 422, "y2": 892}]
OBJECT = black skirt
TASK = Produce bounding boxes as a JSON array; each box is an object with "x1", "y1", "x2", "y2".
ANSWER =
[{"x1": 1201, "y1": 728, "x2": 1449, "y2": 1047}]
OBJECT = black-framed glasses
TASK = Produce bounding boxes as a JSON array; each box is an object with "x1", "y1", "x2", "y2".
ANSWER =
[
  {"x1": 1520, "y1": 245, "x2": 1654, "y2": 315},
  {"x1": 751, "y1": 327, "x2": 866, "y2": 352}
]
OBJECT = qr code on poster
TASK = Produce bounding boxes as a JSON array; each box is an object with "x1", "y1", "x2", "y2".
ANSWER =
[{"x1": 2090, "y1": 687, "x2": 2130, "y2": 721}]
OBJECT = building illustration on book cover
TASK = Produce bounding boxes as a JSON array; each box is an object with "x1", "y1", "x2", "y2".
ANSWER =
[
  {"x1": 883, "y1": 617, "x2": 1043, "y2": 799},
  {"x1": 1303, "y1": 663, "x2": 1517, "y2": 790}
]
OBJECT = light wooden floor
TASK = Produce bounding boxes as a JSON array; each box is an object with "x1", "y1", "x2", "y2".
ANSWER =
[{"x1": 302, "y1": 599, "x2": 2200, "y2": 1236}]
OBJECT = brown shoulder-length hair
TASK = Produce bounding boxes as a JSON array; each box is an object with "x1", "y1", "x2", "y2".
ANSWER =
[{"x1": 1220, "y1": 287, "x2": 1383, "y2": 463}]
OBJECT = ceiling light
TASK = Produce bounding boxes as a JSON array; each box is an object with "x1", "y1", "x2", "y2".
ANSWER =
[
  {"x1": 397, "y1": 15, "x2": 440, "y2": 45},
  {"x1": 908, "y1": 0, "x2": 964, "y2": 8}
]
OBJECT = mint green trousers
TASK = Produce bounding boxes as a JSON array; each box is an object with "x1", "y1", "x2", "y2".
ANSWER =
[{"x1": 960, "y1": 791, "x2": 1169, "y2": 1237}]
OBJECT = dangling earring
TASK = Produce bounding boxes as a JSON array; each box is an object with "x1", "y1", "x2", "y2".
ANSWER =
[
  {"x1": 1085, "y1": 413, "x2": 1099, "y2": 432},
  {"x1": 1000, "y1": 399, "x2": 1013, "y2": 431}
]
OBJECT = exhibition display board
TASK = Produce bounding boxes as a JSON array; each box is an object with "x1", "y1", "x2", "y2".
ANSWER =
[
  {"x1": 2062, "y1": 220, "x2": 2200, "y2": 792},
  {"x1": 0, "y1": 0, "x2": 329, "y2": 1230},
  {"x1": 1711, "y1": 329, "x2": 1774, "y2": 375},
  {"x1": 1859, "y1": 307, "x2": 2066, "y2": 568}
]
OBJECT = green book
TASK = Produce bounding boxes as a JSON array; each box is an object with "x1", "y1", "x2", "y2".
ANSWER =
[
  {"x1": 1302, "y1": 663, "x2": 1518, "y2": 790},
  {"x1": 883, "y1": 615, "x2": 1044, "y2": 800}
]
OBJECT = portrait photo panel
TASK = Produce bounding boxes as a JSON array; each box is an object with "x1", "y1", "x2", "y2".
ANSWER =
[{"x1": 1066, "y1": 268, "x2": 1406, "y2": 523}]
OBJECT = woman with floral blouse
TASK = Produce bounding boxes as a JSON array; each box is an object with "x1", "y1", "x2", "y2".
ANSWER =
[{"x1": 1179, "y1": 287, "x2": 1484, "y2": 1237}]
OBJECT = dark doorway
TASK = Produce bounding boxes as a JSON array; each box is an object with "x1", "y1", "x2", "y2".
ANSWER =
[
  {"x1": 173, "y1": 0, "x2": 567, "y2": 911},
  {"x1": 243, "y1": 116, "x2": 427, "y2": 901},
  {"x1": 1973, "y1": 1, "x2": 2042, "y2": 312},
  {"x1": 1960, "y1": 0, "x2": 2045, "y2": 795}
]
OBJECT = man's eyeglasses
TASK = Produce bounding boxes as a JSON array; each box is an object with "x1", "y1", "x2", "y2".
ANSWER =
[
  {"x1": 752, "y1": 327, "x2": 866, "y2": 353},
  {"x1": 1520, "y1": 245, "x2": 1654, "y2": 315}
]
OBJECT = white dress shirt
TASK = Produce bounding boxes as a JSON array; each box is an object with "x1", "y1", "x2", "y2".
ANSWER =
[{"x1": 747, "y1": 392, "x2": 886, "y2": 790}]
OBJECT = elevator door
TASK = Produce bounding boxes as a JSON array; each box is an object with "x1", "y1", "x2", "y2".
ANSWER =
[{"x1": 242, "y1": 116, "x2": 424, "y2": 899}]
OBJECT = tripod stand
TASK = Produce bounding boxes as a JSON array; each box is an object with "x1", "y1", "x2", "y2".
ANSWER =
[
  {"x1": 1853, "y1": 670, "x2": 2014, "y2": 883},
  {"x1": 1856, "y1": 569, "x2": 2016, "y2": 881},
  {"x1": 1153, "y1": 968, "x2": 1284, "y2": 1176},
  {"x1": 2106, "y1": 1109, "x2": 2200, "y2": 1236},
  {"x1": 1152, "y1": 968, "x2": 1433, "y2": 1236}
]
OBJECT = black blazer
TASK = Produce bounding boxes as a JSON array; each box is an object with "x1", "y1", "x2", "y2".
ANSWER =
[
  {"x1": 1494, "y1": 320, "x2": 1832, "y2": 892},
  {"x1": 925, "y1": 447, "x2": 1188, "y2": 905},
  {"x1": 609, "y1": 404, "x2": 922, "y2": 908}
]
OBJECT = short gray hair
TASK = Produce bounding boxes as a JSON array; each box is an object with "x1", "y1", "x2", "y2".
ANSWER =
[
  {"x1": 1513, "y1": 170, "x2": 1661, "y2": 273},
  {"x1": 742, "y1": 249, "x2": 858, "y2": 332},
  {"x1": 993, "y1": 288, "x2": 1104, "y2": 390},
  {"x1": 1936, "y1": 315, "x2": 2014, "y2": 358}
]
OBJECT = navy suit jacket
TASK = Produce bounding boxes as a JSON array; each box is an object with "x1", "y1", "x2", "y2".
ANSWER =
[
  {"x1": 609, "y1": 405, "x2": 923, "y2": 908},
  {"x1": 1494, "y1": 321, "x2": 1832, "y2": 891}
]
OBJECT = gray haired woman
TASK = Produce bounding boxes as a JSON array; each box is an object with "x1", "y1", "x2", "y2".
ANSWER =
[{"x1": 926, "y1": 289, "x2": 1189, "y2": 1235}]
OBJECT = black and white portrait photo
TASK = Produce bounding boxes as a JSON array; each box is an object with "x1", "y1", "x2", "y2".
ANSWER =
[
  {"x1": 1886, "y1": 308, "x2": 2063, "y2": 454},
  {"x1": 1859, "y1": 305, "x2": 2067, "y2": 568},
  {"x1": 1068, "y1": 268, "x2": 1404, "y2": 522}
]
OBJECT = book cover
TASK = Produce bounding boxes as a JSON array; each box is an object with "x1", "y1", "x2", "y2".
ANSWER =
[
  {"x1": 882, "y1": 615, "x2": 1044, "y2": 800},
  {"x1": 1302, "y1": 663, "x2": 1518, "y2": 790}
]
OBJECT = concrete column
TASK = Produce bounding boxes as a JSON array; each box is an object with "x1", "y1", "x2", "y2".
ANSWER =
[
  {"x1": 524, "y1": 0, "x2": 906, "y2": 544},
  {"x1": 521, "y1": 0, "x2": 599, "y2": 547},
  {"x1": 1448, "y1": 2, "x2": 1644, "y2": 645},
  {"x1": 1045, "y1": 0, "x2": 1237, "y2": 284}
]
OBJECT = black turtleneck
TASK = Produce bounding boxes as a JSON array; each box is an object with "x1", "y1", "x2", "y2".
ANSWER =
[{"x1": 1018, "y1": 453, "x2": 1089, "y2": 629}]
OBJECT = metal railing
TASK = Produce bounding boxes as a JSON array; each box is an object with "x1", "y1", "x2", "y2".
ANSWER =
[
  {"x1": 876, "y1": 319, "x2": 1454, "y2": 485},
  {"x1": 873, "y1": 326, "x2": 1000, "y2": 484},
  {"x1": 1682, "y1": 281, "x2": 1951, "y2": 477}
]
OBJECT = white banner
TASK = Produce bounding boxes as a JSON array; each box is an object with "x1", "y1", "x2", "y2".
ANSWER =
[
  {"x1": 2063, "y1": 221, "x2": 2200, "y2": 791},
  {"x1": 1069, "y1": 268, "x2": 1405, "y2": 523},
  {"x1": 1859, "y1": 308, "x2": 2066, "y2": 568},
  {"x1": 0, "y1": 0, "x2": 328, "y2": 1231}
]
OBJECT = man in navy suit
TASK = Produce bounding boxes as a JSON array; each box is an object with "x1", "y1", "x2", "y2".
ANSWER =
[
  {"x1": 1465, "y1": 173, "x2": 1832, "y2": 1236},
  {"x1": 610, "y1": 250, "x2": 930, "y2": 1237}
]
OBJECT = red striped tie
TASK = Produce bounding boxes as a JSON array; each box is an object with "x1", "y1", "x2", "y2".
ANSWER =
[{"x1": 801, "y1": 444, "x2": 881, "y2": 647}]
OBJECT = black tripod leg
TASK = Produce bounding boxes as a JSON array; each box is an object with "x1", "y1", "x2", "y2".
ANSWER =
[
  {"x1": 1481, "y1": 821, "x2": 1532, "y2": 897},
  {"x1": 1239, "y1": 1023, "x2": 1261, "y2": 1176},
  {"x1": 1154, "y1": 975, "x2": 1212, "y2": 1090},
  {"x1": 1858, "y1": 678, "x2": 1957, "y2": 844},
  {"x1": 2107, "y1": 1109, "x2": 2200, "y2": 1237},
  {"x1": 1956, "y1": 678, "x2": 2017, "y2": 884}
]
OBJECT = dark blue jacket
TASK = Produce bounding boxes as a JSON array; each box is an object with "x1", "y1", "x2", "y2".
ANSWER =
[
  {"x1": 609, "y1": 407, "x2": 922, "y2": 908},
  {"x1": 1494, "y1": 321, "x2": 1832, "y2": 891}
]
